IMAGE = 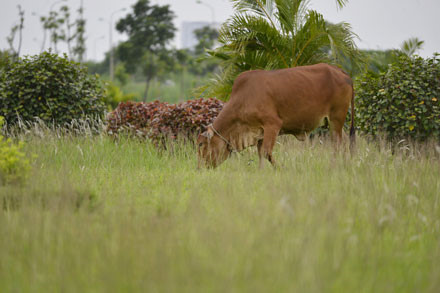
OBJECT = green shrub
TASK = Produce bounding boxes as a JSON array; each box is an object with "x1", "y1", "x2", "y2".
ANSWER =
[
  {"x1": 0, "y1": 117, "x2": 30, "y2": 184},
  {"x1": 355, "y1": 54, "x2": 440, "y2": 141},
  {"x1": 104, "y1": 82, "x2": 136, "y2": 110},
  {"x1": 0, "y1": 52, "x2": 106, "y2": 126},
  {"x1": 0, "y1": 50, "x2": 13, "y2": 71}
]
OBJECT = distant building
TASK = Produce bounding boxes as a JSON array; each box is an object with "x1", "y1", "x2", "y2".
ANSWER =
[{"x1": 181, "y1": 21, "x2": 221, "y2": 50}]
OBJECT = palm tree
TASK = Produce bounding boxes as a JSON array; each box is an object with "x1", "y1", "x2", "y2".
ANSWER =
[
  {"x1": 200, "y1": 0, "x2": 363, "y2": 100},
  {"x1": 400, "y1": 37, "x2": 424, "y2": 57}
]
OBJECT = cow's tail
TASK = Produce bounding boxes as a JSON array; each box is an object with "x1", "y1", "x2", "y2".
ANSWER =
[{"x1": 349, "y1": 86, "x2": 356, "y2": 152}]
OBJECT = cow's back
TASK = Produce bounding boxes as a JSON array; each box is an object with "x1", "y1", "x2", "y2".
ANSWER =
[{"x1": 227, "y1": 63, "x2": 353, "y2": 134}]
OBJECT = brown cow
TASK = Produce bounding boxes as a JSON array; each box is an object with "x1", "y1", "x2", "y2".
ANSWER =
[{"x1": 197, "y1": 63, "x2": 355, "y2": 168}]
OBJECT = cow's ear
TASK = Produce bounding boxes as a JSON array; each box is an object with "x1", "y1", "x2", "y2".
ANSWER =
[{"x1": 202, "y1": 127, "x2": 214, "y2": 140}]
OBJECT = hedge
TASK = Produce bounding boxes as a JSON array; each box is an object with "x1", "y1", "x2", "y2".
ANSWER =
[
  {"x1": 355, "y1": 54, "x2": 440, "y2": 141},
  {"x1": 106, "y1": 98, "x2": 224, "y2": 143}
]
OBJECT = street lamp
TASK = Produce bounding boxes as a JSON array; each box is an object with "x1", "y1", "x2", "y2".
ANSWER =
[
  {"x1": 50, "y1": 0, "x2": 67, "y2": 12},
  {"x1": 196, "y1": 0, "x2": 215, "y2": 24},
  {"x1": 100, "y1": 7, "x2": 127, "y2": 81},
  {"x1": 47, "y1": 0, "x2": 68, "y2": 51}
]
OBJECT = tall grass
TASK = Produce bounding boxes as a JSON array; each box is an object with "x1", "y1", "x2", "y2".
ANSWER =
[{"x1": 0, "y1": 129, "x2": 439, "y2": 292}]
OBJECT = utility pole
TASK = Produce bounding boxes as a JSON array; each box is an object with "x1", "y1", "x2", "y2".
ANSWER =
[{"x1": 101, "y1": 8, "x2": 126, "y2": 81}]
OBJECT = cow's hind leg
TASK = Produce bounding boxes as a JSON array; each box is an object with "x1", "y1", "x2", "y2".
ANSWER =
[
  {"x1": 257, "y1": 139, "x2": 264, "y2": 167},
  {"x1": 259, "y1": 123, "x2": 281, "y2": 168},
  {"x1": 329, "y1": 114, "x2": 345, "y2": 150}
]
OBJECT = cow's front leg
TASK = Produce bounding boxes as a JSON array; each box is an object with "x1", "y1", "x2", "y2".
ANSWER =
[{"x1": 259, "y1": 124, "x2": 281, "y2": 168}]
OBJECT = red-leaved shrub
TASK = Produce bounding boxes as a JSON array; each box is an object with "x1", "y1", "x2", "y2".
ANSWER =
[{"x1": 106, "y1": 98, "x2": 224, "y2": 142}]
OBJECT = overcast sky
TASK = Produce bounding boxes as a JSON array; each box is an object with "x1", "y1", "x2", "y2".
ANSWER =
[{"x1": 1, "y1": 0, "x2": 439, "y2": 61}]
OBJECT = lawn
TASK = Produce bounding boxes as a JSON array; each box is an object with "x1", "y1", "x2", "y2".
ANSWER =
[{"x1": 0, "y1": 131, "x2": 439, "y2": 292}]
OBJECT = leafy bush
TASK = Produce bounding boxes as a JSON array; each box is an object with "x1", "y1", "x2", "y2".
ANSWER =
[
  {"x1": 0, "y1": 50, "x2": 13, "y2": 71},
  {"x1": 0, "y1": 117, "x2": 30, "y2": 184},
  {"x1": 355, "y1": 54, "x2": 440, "y2": 141},
  {"x1": 104, "y1": 82, "x2": 137, "y2": 111},
  {"x1": 0, "y1": 52, "x2": 106, "y2": 125},
  {"x1": 106, "y1": 98, "x2": 224, "y2": 143}
]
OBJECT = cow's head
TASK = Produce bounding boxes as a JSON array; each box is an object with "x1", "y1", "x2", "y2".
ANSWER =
[{"x1": 197, "y1": 125, "x2": 231, "y2": 168}]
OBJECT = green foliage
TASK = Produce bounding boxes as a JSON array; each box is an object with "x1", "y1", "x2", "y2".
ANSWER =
[
  {"x1": 0, "y1": 52, "x2": 105, "y2": 125},
  {"x1": 0, "y1": 50, "x2": 13, "y2": 71},
  {"x1": 85, "y1": 59, "x2": 108, "y2": 76},
  {"x1": 0, "y1": 117, "x2": 29, "y2": 184},
  {"x1": 116, "y1": 0, "x2": 176, "y2": 74},
  {"x1": 193, "y1": 26, "x2": 219, "y2": 56},
  {"x1": 116, "y1": 0, "x2": 176, "y2": 101},
  {"x1": 104, "y1": 82, "x2": 136, "y2": 110},
  {"x1": 356, "y1": 54, "x2": 440, "y2": 141},
  {"x1": 38, "y1": 3, "x2": 86, "y2": 60},
  {"x1": 400, "y1": 37, "x2": 424, "y2": 58},
  {"x1": 121, "y1": 71, "x2": 212, "y2": 103},
  {"x1": 190, "y1": 26, "x2": 221, "y2": 76},
  {"x1": 72, "y1": 4, "x2": 86, "y2": 62},
  {"x1": 114, "y1": 64, "x2": 129, "y2": 86},
  {"x1": 202, "y1": 0, "x2": 363, "y2": 100},
  {"x1": 362, "y1": 49, "x2": 400, "y2": 76}
]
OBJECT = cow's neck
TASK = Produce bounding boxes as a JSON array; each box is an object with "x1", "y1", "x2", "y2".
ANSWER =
[
  {"x1": 212, "y1": 116, "x2": 234, "y2": 142},
  {"x1": 213, "y1": 110, "x2": 259, "y2": 152}
]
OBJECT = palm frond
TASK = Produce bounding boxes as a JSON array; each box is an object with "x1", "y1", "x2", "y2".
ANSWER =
[
  {"x1": 202, "y1": 0, "x2": 360, "y2": 100},
  {"x1": 400, "y1": 37, "x2": 424, "y2": 57},
  {"x1": 274, "y1": 0, "x2": 309, "y2": 34},
  {"x1": 336, "y1": 0, "x2": 349, "y2": 9}
]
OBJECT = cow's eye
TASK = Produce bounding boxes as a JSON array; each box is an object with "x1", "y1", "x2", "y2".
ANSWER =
[{"x1": 198, "y1": 143, "x2": 203, "y2": 147}]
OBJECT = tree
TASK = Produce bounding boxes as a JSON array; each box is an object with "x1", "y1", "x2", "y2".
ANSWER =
[
  {"x1": 140, "y1": 50, "x2": 175, "y2": 100},
  {"x1": 72, "y1": 3, "x2": 86, "y2": 62},
  {"x1": 116, "y1": 0, "x2": 176, "y2": 100},
  {"x1": 201, "y1": 0, "x2": 363, "y2": 100},
  {"x1": 36, "y1": 3, "x2": 86, "y2": 61},
  {"x1": 193, "y1": 26, "x2": 219, "y2": 56},
  {"x1": 60, "y1": 6, "x2": 74, "y2": 57},
  {"x1": 188, "y1": 26, "x2": 221, "y2": 76}
]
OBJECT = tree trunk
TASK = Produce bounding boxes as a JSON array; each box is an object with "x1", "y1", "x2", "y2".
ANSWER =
[
  {"x1": 143, "y1": 78, "x2": 152, "y2": 102},
  {"x1": 180, "y1": 67, "x2": 186, "y2": 102}
]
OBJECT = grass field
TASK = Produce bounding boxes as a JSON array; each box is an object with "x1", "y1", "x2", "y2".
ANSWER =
[
  {"x1": 121, "y1": 72, "x2": 211, "y2": 103},
  {"x1": 0, "y1": 130, "x2": 439, "y2": 292}
]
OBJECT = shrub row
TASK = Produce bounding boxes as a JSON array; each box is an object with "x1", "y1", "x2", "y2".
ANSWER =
[{"x1": 106, "y1": 98, "x2": 224, "y2": 142}]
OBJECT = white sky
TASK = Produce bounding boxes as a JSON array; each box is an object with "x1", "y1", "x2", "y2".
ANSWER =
[{"x1": 0, "y1": 0, "x2": 439, "y2": 61}]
